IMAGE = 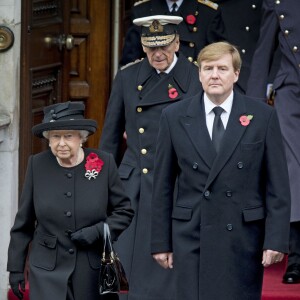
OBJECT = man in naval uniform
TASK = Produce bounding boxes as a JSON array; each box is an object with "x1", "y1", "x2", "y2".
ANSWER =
[
  {"x1": 120, "y1": 0, "x2": 226, "y2": 66},
  {"x1": 99, "y1": 15, "x2": 202, "y2": 300},
  {"x1": 214, "y1": 0, "x2": 264, "y2": 93},
  {"x1": 247, "y1": 0, "x2": 300, "y2": 284}
]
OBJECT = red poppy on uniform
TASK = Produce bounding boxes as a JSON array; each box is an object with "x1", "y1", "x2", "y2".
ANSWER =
[{"x1": 186, "y1": 15, "x2": 196, "y2": 25}]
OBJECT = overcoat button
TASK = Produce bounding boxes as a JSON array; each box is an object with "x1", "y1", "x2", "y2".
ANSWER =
[
  {"x1": 226, "y1": 224, "x2": 233, "y2": 231},
  {"x1": 188, "y1": 57, "x2": 193, "y2": 62},
  {"x1": 193, "y1": 27, "x2": 197, "y2": 32},
  {"x1": 226, "y1": 191, "x2": 232, "y2": 197},
  {"x1": 189, "y1": 42, "x2": 195, "y2": 48},
  {"x1": 192, "y1": 162, "x2": 198, "y2": 170},
  {"x1": 65, "y1": 229, "x2": 73, "y2": 236},
  {"x1": 279, "y1": 15, "x2": 284, "y2": 20},
  {"x1": 284, "y1": 30, "x2": 289, "y2": 36},
  {"x1": 67, "y1": 173, "x2": 72, "y2": 178},
  {"x1": 137, "y1": 85, "x2": 143, "y2": 91},
  {"x1": 204, "y1": 190, "x2": 210, "y2": 198},
  {"x1": 141, "y1": 149, "x2": 147, "y2": 155},
  {"x1": 252, "y1": 4, "x2": 257, "y2": 9},
  {"x1": 68, "y1": 248, "x2": 74, "y2": 254},
  {"x1": 66, "y1": 192, "x2": 72, "y2": 197},
  {"x1": 293, "y1": 46, "x2": 298, "y2": 52},
  {"x1": 275, "y1": 0, "x2": 280, "y2": 4},
  {"x1": 139, "y1": 128, "x2": 144, "y2": 134},
  {"x1": 66, "y1": 211, "x2": 72, "y2": 217},
  {"x1": 237, "y1": 162, "x2": 244, "y2": 169},
  {"x1": 137, "y1": 107, "x2": 142, "y2": 112},
  {"x1": 142, "y1": 168, "x2": 148, "y2": 174}
]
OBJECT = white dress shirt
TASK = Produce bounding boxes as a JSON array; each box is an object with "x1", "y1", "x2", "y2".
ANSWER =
[
  {"x1": 204, "y1": 92, "x2": 234, "y2": 139},
  {"x1": 166, "y1": 0, "x2": 184, "y2": 12}
]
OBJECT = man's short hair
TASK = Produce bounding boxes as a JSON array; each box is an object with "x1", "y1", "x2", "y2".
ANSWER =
[{"x1": 197, "y1": 41, "x2": 242, "y2": 71}]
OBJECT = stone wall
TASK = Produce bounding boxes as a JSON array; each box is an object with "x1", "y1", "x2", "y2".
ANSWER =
[{"x1": 0, "y1": 0, "x2": 21, "y2": 299}]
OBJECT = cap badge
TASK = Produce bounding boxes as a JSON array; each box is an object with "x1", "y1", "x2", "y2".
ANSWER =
[{"x1": 149, "y1": 20, "x2": 163, "y2": 33}]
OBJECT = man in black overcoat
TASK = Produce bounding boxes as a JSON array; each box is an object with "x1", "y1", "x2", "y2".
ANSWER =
[
  {"x1": 151, "y1": 41, "x2": 291, "y2": 299},
  {"x1": 246, "y1": 0, "x2": 300, "y2": 284},
  {"x1": 99, "y1": 15, "x2": 202, "y2": 300},
  {"x1": 120, "y1": 0, "x2": 226, "y2": 66}
]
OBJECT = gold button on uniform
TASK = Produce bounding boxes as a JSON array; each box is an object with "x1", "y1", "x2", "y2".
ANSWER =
[
  {"x1": 242, "y1": 49, "x2": 246, "y2": 54},
  {"x1": 252, "y1": 4, "x2": 257, "y2": 9},
  {"x1": 245, "y1": 26, "x2": 250, "y2": 31},
  {"x1": 139, "y1": 128, "x2": 144, "y2": 134},
  {"x1": 137, "y1": 107, "x2": 142, "y2": 112},
  {"x1": 284, "y1": 30, "x2": 289, "y2": 36},
  {"x1": 188, "y1": 57, "x2": 193, "y2": 62},
  {"x1": 279, "y1": 14, "x2": 284, "y2": 20},
  {"x1": 193, "y1": 27, "x2": 197, "y2": 32},
  {"x1": 137, "y1": 85, "x2": 143, "y2": 91},
  {"x1": 189, "y1": 42, "x2": 195, "y2": 48},
  {"x1": 276, "y1": 0, "x2": 280, "y2": 4},
  {"x1": 141, "y1": 149, "x2": 147, "y2": 155},
  {"x1": 142, "y1": 168, "x2": 148, "y2": 174},
  {"x1": 293, "y1": 46, "x2": 298, "y2": 52}
]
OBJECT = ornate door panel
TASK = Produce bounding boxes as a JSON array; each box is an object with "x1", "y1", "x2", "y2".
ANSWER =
[
  {"x1": 20, "y1": 0, "x2": 69, "y2": 188},
  {"x1": 68, "y1": 0, "x2": 111, "y2": 147}
]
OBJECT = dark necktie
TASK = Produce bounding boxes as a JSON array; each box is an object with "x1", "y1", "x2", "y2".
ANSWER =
[
  {"x1": 212, "y1": 106, "x2": 225, "y2": 153},
  {"x1": 159, "y1": 72, "x2": 167, "y2": 78},
  {"x1": 171, "y1": 2, "x2": 178, "y2": 14}
]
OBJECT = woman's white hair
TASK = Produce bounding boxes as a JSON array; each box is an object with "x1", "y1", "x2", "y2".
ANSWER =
[{"x1": 43, "y1": 130, "x2": 89, "y2": 143}]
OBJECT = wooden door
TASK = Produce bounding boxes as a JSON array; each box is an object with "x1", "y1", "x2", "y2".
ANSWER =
[{"x1": 19, "y1": 0, "x2": 112, "y2": 190}]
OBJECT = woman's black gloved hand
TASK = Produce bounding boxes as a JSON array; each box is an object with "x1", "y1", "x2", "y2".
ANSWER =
[
  {"x1": 9, "y1": 272, "x2": 25, "y2": 300},
  {"x1": 71, "y1": 222, "x2": 103, "y2": 246}
]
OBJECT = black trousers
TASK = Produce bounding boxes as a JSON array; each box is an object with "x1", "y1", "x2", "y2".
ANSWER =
[{"x1": 287, "y1": 221, "x2": 300, "y2": 266}]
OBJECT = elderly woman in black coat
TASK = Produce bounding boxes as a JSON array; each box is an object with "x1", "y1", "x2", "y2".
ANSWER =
[{"x1": 7, "y1": 101, "x2": 134, "y2": 300}]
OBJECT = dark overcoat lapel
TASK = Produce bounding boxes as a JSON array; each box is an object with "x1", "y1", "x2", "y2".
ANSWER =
[
  {"x1": 180, "y1": 93, "x2": 215, "y2": 169},
  {"x1": 179, "y1": 92, "x2": 248, "y2": 185}
]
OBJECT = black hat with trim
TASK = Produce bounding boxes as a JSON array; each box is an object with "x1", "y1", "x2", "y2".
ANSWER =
[
  {"x1": 32, "y1": 101, "x2": 98, "y2": 138},
  {"x1": 133, "y1": 15, "x2": 183, "y2": 48}
]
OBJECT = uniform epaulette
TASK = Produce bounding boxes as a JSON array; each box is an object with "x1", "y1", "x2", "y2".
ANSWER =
[
  {"x1": 134, "y1": 0, "x2": 150, "y2": 6},
  {"x1": 198, "y1": 0, "x2": 218, "y2": 10},
  {"x1": 120, "y1": 58, "x2": 143, "y2": 70}
]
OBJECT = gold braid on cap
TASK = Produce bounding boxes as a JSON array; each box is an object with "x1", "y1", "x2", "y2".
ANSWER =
[{"x1": 141, "y1": 34, "x2": 175, "y2": 47}]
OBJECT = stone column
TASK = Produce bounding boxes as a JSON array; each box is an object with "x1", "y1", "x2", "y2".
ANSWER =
[{"x1": 0, "y1": 0, "x2": 21, "y2": 298}]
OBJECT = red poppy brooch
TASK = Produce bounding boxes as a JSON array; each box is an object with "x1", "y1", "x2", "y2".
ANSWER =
[
  {"x1": 168, "y1": 84, "x2": 178, "y2": 99},
  {"x1": 186, "y1": 15, "x2": 196, "y2": 25},
  {"x1": 239, "y1": 115, "x2": 253, "y2": 126},
  {"x1": 85, "y1": 153, "x2": 104, "y2": 180}
]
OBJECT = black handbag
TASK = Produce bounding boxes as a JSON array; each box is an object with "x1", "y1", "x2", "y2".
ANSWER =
[{"x1": 99, "y1": 223, "x2": 129, "y2": 295}]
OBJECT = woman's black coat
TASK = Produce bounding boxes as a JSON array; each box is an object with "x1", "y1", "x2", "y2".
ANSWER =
[{"x1": 7, "y1": 148, "x2": 134, "y2": 300}]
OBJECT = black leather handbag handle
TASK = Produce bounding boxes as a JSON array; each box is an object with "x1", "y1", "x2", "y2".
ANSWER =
[{"x1": 102, "y1": 223, "x2": 115, "y2": 261}]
